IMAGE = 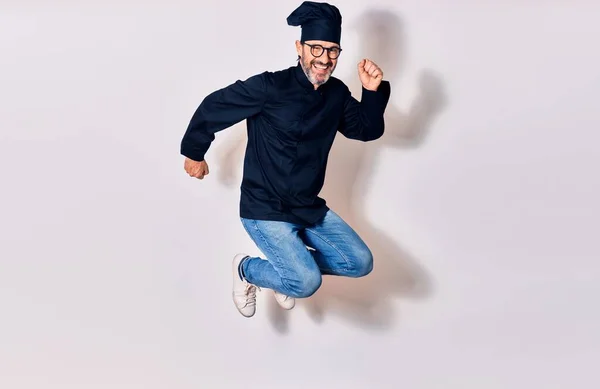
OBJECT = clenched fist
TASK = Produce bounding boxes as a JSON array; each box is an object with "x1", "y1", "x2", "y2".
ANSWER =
[
  {"x1": 358, "y1": 59, "x2": 383, "y2": 91},
  {"x1": 184, "y1": 157, "x2": 209, "y2": 179}
]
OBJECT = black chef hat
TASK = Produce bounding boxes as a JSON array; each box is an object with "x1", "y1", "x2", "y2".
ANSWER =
[{"x1": 287, "y1": 1, "x2": 342, "y2": 44}]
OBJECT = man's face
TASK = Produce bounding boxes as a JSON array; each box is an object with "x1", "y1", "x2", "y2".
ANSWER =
[{"x1": 296, "y1": 40, "x2": 340, "y2": 87}]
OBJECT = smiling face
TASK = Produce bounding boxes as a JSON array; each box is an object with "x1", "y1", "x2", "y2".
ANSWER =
[{"x1": 295, "y1": 39, "x2": 340, "y2": 88}]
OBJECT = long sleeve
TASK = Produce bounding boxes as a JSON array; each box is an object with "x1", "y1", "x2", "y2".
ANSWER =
[
  {"x1": 337, "y1": 80, "x2": 391, "y2": 141},
  {"x1": 180, "y1": 72, "x2": 269, "y2": 161}
]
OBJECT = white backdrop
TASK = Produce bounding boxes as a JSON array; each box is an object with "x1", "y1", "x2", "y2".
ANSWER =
[{"x1": 2, "y1": 1, "x2": 599, "y2": 388}]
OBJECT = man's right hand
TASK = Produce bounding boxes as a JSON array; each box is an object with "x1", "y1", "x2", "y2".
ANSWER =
[{"x1": 184, "y1": 157, "x2": 209, "y2": 179}]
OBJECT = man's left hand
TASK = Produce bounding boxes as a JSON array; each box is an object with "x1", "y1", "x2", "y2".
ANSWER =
[{"x1": 358, "y1": 59, "x2": 383, "y2": 91}]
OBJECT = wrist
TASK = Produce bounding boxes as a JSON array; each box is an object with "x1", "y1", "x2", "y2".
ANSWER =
[{"x1": 363, "y1": 84, "x2": 379, "y2": 92}]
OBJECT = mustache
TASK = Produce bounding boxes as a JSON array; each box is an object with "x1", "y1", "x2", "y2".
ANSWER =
[{"x1": 310, "y1": 59, "x2": 332, "y2": 67}]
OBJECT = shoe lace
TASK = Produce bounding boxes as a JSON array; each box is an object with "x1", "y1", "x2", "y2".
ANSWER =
[{"x1": 239, "y1": 283, "x2": 261, "y2": 307}]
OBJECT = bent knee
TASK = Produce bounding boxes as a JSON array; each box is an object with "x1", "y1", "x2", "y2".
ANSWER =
[
  {"x1": 348, "y1": 246, "x2": 373, "y2": 277},
  {"x1": 284, "y1": 271, "x2": 322, "y2": 298},
  {"x1": 296, "y1": 272, "x2": 322, "y2": 297}
]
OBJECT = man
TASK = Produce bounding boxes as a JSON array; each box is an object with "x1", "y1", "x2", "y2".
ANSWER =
[{"x1": 181, "y1": 1, "x2": 391, "y2": 317}]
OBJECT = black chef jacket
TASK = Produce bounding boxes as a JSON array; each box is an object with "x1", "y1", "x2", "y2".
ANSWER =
[{"x1": 181, "y1": 62, "x2": 391, "y2": 225}]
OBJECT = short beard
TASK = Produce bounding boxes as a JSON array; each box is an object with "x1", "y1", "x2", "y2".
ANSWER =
[{"x1": 299, "y1": 55, "x2": 334, "y2": 86}]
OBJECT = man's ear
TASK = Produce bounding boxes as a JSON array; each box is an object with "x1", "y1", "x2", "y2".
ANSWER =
[{"x1": 295, "y1": 40, "x2": 302, "y2": 57}]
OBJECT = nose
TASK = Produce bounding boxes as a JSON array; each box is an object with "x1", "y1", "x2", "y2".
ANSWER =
[{"x1": 319, "y1": 54, "x2": 332, "y2": 64}]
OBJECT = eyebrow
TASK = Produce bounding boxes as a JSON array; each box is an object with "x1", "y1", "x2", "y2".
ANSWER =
[{"x1": 311, "y1": 43, "x2": 340, "y2": 49}]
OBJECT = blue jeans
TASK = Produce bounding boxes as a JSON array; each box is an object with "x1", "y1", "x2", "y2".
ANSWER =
[{"x1": 239, "y1": 209, "x2": 373, "y2": 298}]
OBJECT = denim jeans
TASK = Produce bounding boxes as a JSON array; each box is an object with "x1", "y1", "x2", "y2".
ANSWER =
[{"x1": 239, "y1": 209, "x2": 373, "y2": 298}]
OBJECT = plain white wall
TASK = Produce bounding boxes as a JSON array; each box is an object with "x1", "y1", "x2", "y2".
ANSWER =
[{"x1": 1, "y1": 1, "x2": 599, "y2": 388}]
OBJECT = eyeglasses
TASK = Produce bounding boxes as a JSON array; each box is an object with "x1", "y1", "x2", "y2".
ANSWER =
[{"x1": 303, "y1": 43, "x2": 342, "y2": 59}]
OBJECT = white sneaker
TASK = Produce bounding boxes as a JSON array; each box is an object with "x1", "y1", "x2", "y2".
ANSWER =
[
  {"x1": 274, "y1": 291, "x2": 295, "y2": 310},
  {"x1": 232, "y1": 253, "x2": 259, "y2": 317}
]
